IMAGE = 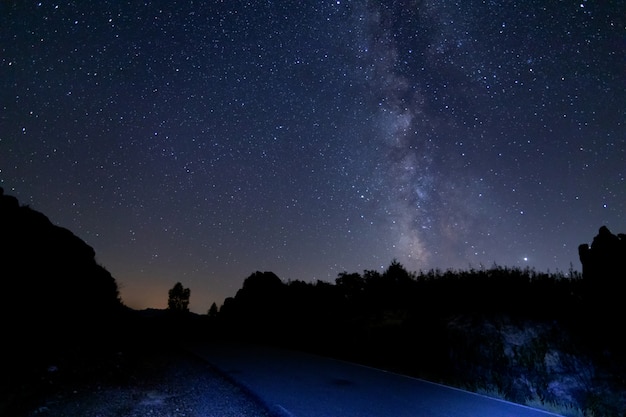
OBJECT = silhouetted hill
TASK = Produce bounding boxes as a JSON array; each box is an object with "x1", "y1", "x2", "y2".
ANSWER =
[{"x1": 0, "y1": 187, "x2": 126, "y2": 363}]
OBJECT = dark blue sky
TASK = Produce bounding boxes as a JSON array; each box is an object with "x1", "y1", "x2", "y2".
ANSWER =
[{"x1": 2, "y1": 1, "x2": 624, "y2": 313}]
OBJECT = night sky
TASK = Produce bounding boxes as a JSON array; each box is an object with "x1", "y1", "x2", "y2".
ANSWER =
[{"x1": 2, "y1": 1, "x2": 624, "y2": 313}]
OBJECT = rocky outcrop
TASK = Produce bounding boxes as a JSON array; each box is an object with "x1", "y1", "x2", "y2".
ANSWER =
[{"x1": 578, "y1": 226, "x2": 626, "y2": 292}]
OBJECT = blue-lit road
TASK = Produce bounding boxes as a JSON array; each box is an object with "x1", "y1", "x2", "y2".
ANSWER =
[{"x1": 186, "y1": 343, "x2": 563, "y2": 417}]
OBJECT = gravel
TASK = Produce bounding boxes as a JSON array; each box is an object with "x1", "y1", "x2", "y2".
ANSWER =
[{"x1": 24, "y1": 348, "x2": 273, "y2": 417}]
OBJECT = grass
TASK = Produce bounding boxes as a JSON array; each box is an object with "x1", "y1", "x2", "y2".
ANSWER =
[{"x1": 525, "y1": 396, "x2": 591, "y2": 417}]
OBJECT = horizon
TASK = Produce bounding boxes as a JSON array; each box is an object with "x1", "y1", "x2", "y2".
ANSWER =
[{"x1": 119, "y1": 251, "x2": 587, "y2": 315}]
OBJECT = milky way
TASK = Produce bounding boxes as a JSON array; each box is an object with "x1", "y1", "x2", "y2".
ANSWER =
[{"x1": 1, "y1": 1, "x2": 624, "y2": 312}]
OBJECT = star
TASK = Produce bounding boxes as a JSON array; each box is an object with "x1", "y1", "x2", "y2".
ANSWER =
[{"x1": 0, "y1": 0, "x2": 623, "y2": 312}]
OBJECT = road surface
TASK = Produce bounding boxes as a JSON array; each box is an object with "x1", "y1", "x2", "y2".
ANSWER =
[{"x1": 186, "y1": 342, "x2": 562, "y2": 417}]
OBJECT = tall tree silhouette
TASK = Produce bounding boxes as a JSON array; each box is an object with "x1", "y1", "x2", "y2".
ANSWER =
[
  {"x1": 208, "y1": 302, "x2": 219, "y2": 318},
  {"x1": 167, "y1": 282, "x2": 190, "y2": 313}
]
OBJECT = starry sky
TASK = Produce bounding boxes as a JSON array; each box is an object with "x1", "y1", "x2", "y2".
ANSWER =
[{"x1": 1, "y1": 1, "x2": 624, "y2": 313}]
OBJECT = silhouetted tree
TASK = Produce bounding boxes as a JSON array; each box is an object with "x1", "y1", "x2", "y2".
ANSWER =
[
  {"x1": 240, "y1": 271, "x2": 283, "y2": 293},
  {"x1": 208, "y1": 302, "x2": 219, "y2": 318},
  {"x1": 384, "y1": 258, "x2": 414, "y2": 284},
  {"x1": 234, "y1": 271, "x2": 285, "y2": 316},
  {"x1": 167, "y1": 282, "x2": 190, "y2": 313},
  {"x1": 336, "y1": 271, "x2": 365, "y2": 301}
]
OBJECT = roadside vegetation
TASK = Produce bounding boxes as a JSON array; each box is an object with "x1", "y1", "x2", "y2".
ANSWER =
[
  {"x1": 211, "y1": 258, "x2": 625, "y2": 417},
  {"x1": 2, "y1": 187, "x2": 624, "y2": 416}
]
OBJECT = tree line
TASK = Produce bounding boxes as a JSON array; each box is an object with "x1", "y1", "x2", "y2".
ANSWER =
[{"x1": 164, "y1": 225, "x2": 626, "y2": 357}]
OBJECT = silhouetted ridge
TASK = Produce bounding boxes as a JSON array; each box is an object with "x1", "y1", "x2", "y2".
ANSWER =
[{"x1": 0, "y1": 187, "x2": 123, "y2": 353}]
